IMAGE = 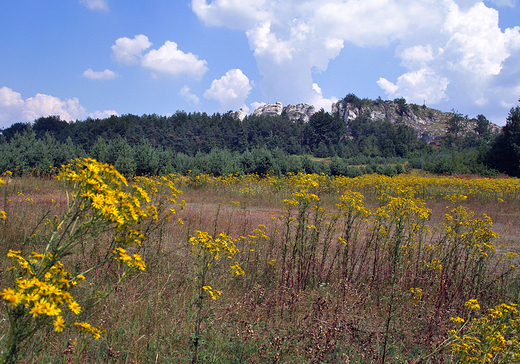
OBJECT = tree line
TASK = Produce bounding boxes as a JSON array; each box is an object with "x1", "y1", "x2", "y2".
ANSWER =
[
  {"x1": 1, "y1": 95, "x2": 519, "y2": 177},
  {"x1": 0, "y1": 127, "x2": 413, "y2": 177}
]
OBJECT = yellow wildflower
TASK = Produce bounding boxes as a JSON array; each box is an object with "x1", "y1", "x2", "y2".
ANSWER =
[{"x1": 54, "y1": 316, "x2": 65, "y2": 332}]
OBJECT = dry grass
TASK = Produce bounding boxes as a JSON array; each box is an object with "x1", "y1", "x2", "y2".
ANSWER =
[{"x1": 1, "y1": 174, "x2": 520, "y2": 363}]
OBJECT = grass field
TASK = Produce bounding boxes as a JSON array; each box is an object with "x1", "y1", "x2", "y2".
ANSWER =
[{"x1": 1, "y1": 164, "x2": 520, "y2": 363}]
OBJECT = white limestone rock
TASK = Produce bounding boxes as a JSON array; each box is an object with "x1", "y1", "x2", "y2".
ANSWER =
[
  {"x1": 233, "y1": 109, "x2": 247, "y2": 121},
  {"x1": 284, "y1": 103, "x2": 316, "y2": 122},
  {"x1": 253, "y1": 102, "x2": 284, "y2": 117},
  {"x1": 251, "y1": 102, "x2": 316, "y2": 122}
]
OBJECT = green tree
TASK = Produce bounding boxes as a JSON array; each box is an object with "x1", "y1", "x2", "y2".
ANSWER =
[
  {"x1": 32, "y1": 115, "x2": 69, "y2": 141},
  {"x1": 486, "y1": 101, "x2": 520, "y2": 176},
  {"x1": 306, "y1": 109, "x2": 346, "y2": 153},
  {"x1": 474, "y1": 114, "x2": 491, "y2": 140},
  {"x1": 108, "y1": 137, "x2": 136, "y2": 177},
  {"x1": 394, "y1": 97, "x2": 408, "y2": 115},
  {"x1": 90, "y1": 137, "x2": 110, "y2": 163},
  {"x1": 447, "y1": 110, "x2": 466, "y2": 140},
  {"x1": 134, "y1": 138, "x2": 160, "y2": 176}
]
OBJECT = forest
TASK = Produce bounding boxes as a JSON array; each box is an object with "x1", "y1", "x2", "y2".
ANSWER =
[{"x1": 0, "y1": 95, "x2": 519, "y2": 177}]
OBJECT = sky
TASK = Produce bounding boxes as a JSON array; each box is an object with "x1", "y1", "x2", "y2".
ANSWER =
[{"x1": 1, "y1": 0, "x2": 520, "y2": 129}]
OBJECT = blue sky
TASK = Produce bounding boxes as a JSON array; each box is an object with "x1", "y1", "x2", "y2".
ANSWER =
[{"x1": 1, "y1": 0, "x2": 519, "y2": 129}]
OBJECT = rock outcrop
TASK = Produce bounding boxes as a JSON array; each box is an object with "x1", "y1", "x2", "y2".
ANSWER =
[
  {"x1": 331, "y1": 98, "x2": 450, "y2": 140},
  {"x1": 284, "y1": 103, "x2": 316, "y2": 122},
  {"x1": 331, "y1": 98, "x2": 499, "y2": 141},
  {"x1": 233, "y1": 109, "x2": 247, "y2": 122},
  {"x1": 253, "y1": 102, "x2": 284, "y2": 117},
  {"x1": 252, "y1": 102, "x2": 316, "y2": 122},
  {"x1": 235, "y1": 98, "x2": 498, "y2": 142}
]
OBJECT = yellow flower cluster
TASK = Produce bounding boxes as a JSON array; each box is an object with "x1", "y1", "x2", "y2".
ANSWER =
[
  {"x1": 202, "y1": 285, "x2": 221, "y2": 300},
  {"x1": 450, "y1": 300, "x2": 520, "y2": 363},
  {"x1": 336, "y1": 190, "x2": 371, "y2": 218},
  {"x1": 0, "y1": 176, "x2": 6, "y2": 220},
  {"x1": 465, "y1": 299, "x2": 481, "y2": 312},
  {"x1": 189, "y1": 231, "x2": 244, "y2": 300},
  {"x1": 376, "y1": 187, "x2": 431, "y2": 222},
  {"x1": 185, "y1": 172, "x2": 520, "y2": 205},
  {"x1": 442, "y1": 206, "x2": 498, "y2": 260},
  {"x1": 113, "y1": 247, "x2": 146, "y2": 271},
  {"x1": 57, "y1": 158, "x2": 182, "y2": 251},
  {"x1": 0, "y1": 250, "x2": 85, "y2": 333},
  {"x1": 190, "y1": 231, "x2": 239, "y2": 262},
  {"x1": 74, "y1": 322, "x2": 104, "y2": 340},
  {"x1": 57, "y1": 158, "x2": 154, "y2": 244},
  {"x1": 410, "y1": 287, "x2": 423, "y2": 305}
]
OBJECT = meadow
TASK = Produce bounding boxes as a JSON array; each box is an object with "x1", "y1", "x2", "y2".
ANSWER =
[{"x1": 1, "y1": 161, "x2": 520, "y2": 363}]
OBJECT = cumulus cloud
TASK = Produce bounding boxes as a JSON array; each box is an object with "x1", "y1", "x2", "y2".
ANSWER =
[
  {"x1": 111, "y1": 35, "x2": 208, "y2": 80},
  {"x1": 250, "y1": 101, "x2": 266, "y2": 111},
  {"x1": 399, "y1": 45, "x2": 435, "y2": 69},
  {"x1": 378, "y1": 70, "x2": 450, "y2": 104},
  {"x1": 141, "y1": 41, "x2": 208, "y2": 79},
  {"x1": 192, "y1": 0, "x2": 443, "y2": 108},
  {"x1": 88, "y1": 110, "x2": 119, "y2": 119},
  {"x1": 111, "y1": 34, "x2": 152, "y2": 65},
  {"x1": 79, "y1": 0, "x2": 109, "y2": 11},
  {"x1": 204, "y1": 69, "x2": 252, "y2": 111},
  {"x1": 191, "y1": 0, "x2": 271, "y2": 29},
  {"x1": 442, "y1": 3, "x2": 510, "y2": 76},
  {"x1": 82, "y1": 68, "x2": 119, "y2": 80},
  {"x1": 247, "y1": 22, "x2": 294, "y2": 64},
  {"x1": 180, "y1": 85, "x2": 200, "y2": 104},
  {"x1": 371, "y1": 1, "x2": 520, "y2": 115},
  {"x1": 0, "y1": 86, "x2": 117, "y2": 128},
  {"x1": 191, "y1": 0, "x2": 520, "y2": 122},
  {"x1": 0, "y1": 87, "x2": 25, "y2": 125},
  {"x1": 377, "y1": 78, "x2": 399, "y2": 95},
  {"x1": 310, "y1": 83, "x2": 338, "y2": 112}
]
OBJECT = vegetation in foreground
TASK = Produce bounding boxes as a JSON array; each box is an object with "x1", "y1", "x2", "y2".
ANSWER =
[{"x1": 1, "y1": 165, "x2": 520, "y2": 363}]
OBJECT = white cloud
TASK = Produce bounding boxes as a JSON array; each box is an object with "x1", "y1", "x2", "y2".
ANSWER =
[
  {"x1": 204, "y1": 69, "x2": 252, "y2": 111},
  {"x1": 0, "y1": 87, "x2": 24, "y2": 109},
  {"x1": 191, "y1": 0, "x2": 441, "y2": 107},
  {"x1": 111, "y1": 34, "x2": 152, "y2": 65},
  {"x1": 111, "y1": 36, "x2": 208, "y2": 80},
  {"x1": 377, "y1": 1, "x2": 520, "y2": 112},
  {"x1": 180, "y1": 85, "x2": 200, "y2": 104},
  {"x1": 488, "y1": 0, "x2": 516, "y2": 7},
  {"x1": 22, "y1": 94, "x2": 87, "y2": 122},
  {"x1": 500, "y1": 99, "x2": 516, "y2": 108},
  {"x1": 247, "y1": 22, "x2": 294, "y2": 64},
  {"x1": 79, "y1": 0, "x2": 109, "y2": 11},
  {"x1": 310, "y1": 83, "x2": 337, "y2": 112},
  {"x1": 442, "y1": 3, "x2": 511, "y2": 76},
  {"x1": 191, "y1": 0, "x2": 520, "y2": 119},
  {"x1": 399, "y1": 45, "x2": 435, "y2": 69},
  {"x1": 315, "y1": 1, "x2": 444, "y2": 47},
  {"x1": 141, "y1": 41, "x2": 208, "y2": 79},
  {"x1": 250, "y1": 101, "x2": 266, "y2": 111},
  {"x1": 88, "y1": 110, "x2": 119, "y2": 119},
  {"x1": 82, "y1": 68, "x2": 119, "y2": 80},
  {"x1": 0, "y1": 86, "x2": 118, "y2": 128},
  {"x1": 191, "y1": 0, "x2": 271, "y2": 29},
  {"x1": 0, "y1": 87, "x2": 25, "y2": 125},
  {"x1": 378, "y1": 70, "x2": 450, "y2": 104},
  {"x1": 475, "y1": 97, "x2": 489, "y2": 106},
  {"x1": 377, "y1": 78, "x2": 399, "y2": 95}
]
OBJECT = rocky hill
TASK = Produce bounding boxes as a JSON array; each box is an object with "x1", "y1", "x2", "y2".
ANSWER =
[
  {"x1": 332, "y1": 98, "x2": 456, "y2": 143},
  {"x1": 240, "y1": 97, "x2": 499, "y2": 143}
]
